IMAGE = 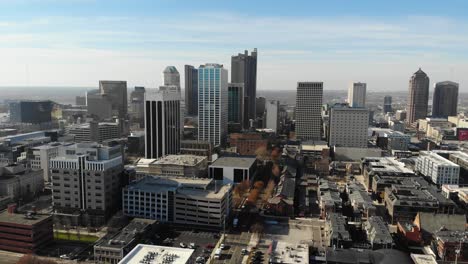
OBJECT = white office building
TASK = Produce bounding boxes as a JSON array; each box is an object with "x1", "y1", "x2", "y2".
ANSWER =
[
  {"x1": 295, "y1": 82, "x2": 323, "y2": 140},
  {"x1": 348, "y1": 82, "x2": 367, "y2": 108},
  {"x1": 265, "y1": 100, "x2": 279, "y2": 132},
  {"x1": 144, "y1": 89, "x2": 181, "y2": 159},
  {"x1": 198, "y1": 64, "x2": 228, "y2": 147},
  {"x1": 416, "y1": 151, "x2": 460, "y2": 185},
  {"x1": 30, "y1": 142, "x2": 62, "y2": 182},
  {"x1": 329, "y1": 104, "x2": 369, "y2": 148}
]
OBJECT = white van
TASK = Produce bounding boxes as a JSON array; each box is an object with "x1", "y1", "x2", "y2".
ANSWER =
[{"x1": 214, "y1": 248, "x2": 222, "y2": 259}]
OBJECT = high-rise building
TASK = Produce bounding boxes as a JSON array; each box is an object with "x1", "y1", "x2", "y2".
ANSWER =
[
  {"x1": 163, "y1": 66, "x2": 180, "y2": 88},
  {"x1": 184, "y1": 65, "x2": 198, "y2": 116},
  {"x1": 50, "y1": 143, "x2": 123, "y2": 224},
  {"x1": 295, "y1": 82, "x2": 323, "y2": 140},
  {"x1": 256, "y1": 97, "x2": 266, "y2": 118},
  {"x1": 99, "y1": 80, "x2": 128, "y2": 119},
  {"x1": 66, "y1": 121, "x2": 121, "y2": 143},
  {"x1": 9, "y1": 101, "x2": 53, "y2": 124},
  {"x1": 231, "y1": 49, "x2": 257, "y2": 121},
  {"x1": 432, "y1": 81, "x2": 459, "y2": 118},
  {"x1": 198, "y1": 64, "x2": 228, "y2": 147},
  {"x1": 130, "y1": 86, "x2": 145, "y2": 127},
  {"x1": 383, "y1": 96, "x2": 392, "y2": 113},
  {"x1": 407, "y1": 68, "x2": 429, "y2": 124},
  {"x1": 145, "y1": 89, "x2": 181, "y2": 159},
  {"x1": 347, "y1": 82, "x2": 366, "y2": 108},
  {"x1": 228, "y1": 83, "x2": 244, "y2": 125},
  {"x1": 329, "y1": 104, "x2": 369, "y2": 148},
  {"x1": 266, "y1": 100, "x2": 279, "y2": 132}
]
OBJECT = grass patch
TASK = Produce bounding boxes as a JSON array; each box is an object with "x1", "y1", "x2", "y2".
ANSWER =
[{"x1": 54, "y1": 231, "x2": 99, "y2": 243}]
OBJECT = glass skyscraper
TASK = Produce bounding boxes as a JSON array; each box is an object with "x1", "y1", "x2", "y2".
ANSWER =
[{"x1": 197, "y1": 64, "x2": 228, "y2": 147}]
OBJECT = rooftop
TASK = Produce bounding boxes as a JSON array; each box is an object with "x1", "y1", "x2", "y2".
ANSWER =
[
  {"x1": 418, "y1": 151, "x2": 459, "y2": 167},
  {"x1": 95, "y1": 218, "x2": 155, "y2": 249},
  {"x1": 0, "y1": 211, "x2": 51, "y2": 226},
  {"x1": 210, "y1": 156, "x2": 256, "y2": 168},
  {"x1": 153, "y1": 155, "x2": 206, "y2": 166},
  {"x1": 118, "y1": 244, "x2": 194, "y2": 264},
  {"x1": 363, "y1": 157, "x2": 414, "y2": 175}
]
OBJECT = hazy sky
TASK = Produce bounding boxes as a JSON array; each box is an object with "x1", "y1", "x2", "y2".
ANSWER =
[{"x1": 0, "y1": 0, "x2": 467, "y2": 91}]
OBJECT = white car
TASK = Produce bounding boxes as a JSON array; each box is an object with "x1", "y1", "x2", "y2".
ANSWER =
[
  {"x1": 189, "y1": 242, "x2": 196, "y2": 249},
  {"x1": 220, "y1": 244, "x2": 226, "y2": 250},
  {"x1": 180, "y1": 243, "x2": 187, "y2": 248}
]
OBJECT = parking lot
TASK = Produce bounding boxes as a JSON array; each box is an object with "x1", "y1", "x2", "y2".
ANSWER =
[{"x1": 212, "y1": 232, "x2": 251, "y2": 264}]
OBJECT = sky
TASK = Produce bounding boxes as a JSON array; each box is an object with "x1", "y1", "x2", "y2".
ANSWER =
[{"x1": 0, "y1": 0, "x2": 468, "y2": 91}]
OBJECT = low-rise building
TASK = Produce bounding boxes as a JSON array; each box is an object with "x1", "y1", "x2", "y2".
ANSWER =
[
  {"x1": 66, "y1": 121, "x2": 121, "y2": 143},
  {"x1": 364, "y1": 216, "x2": 393, "y2": 249},
  {"x1": 209, "y1": 156, "x2": 257, "y2": 184},
  {"x1": 346, "y1": 182, "x2": 375, "y2": 218},
  {"x1": 228, "y1": 133, "x2": 268, "y2": 156},
  {"x1": 180, "y1": 140, "x2": 212, "y2": 161},
  {"x1": 123, "y1": 177, "x2": 231, "y2": 229},
  {"x1": 318, "y1": 180, "x2": 342, "y2": 219},
  {"x1": 361, "y1": 157, "x2": 414, "y2": 191},
  {"x1": 326, "y1": 213, "x2": 352, "y2": 248},
  {"x1": 94, "y1": 218, "x2": 156, "y2": 264},
  {"x1": 0, "y1": 164, "x2": 44, "y2": 202},
  {"x1": 434, "y1": 231, "x2": 468, "y2": 262},
  {"x1": 370, "y1": 128, "x2": 411, "y2": 151},
  {"x1": 119, "y1": 244, "x2": 195, "y2": 264},
  {"x1": 134, "y1": 155, "x2": 208, "y2": 180},
  {"x1": 416, "y1": 151, "x2": 460, "y2": 185},
  {"x1": 0, "y1": 207, "x2": 53, "y2": 253},
  {"x1": 442, "y1": 184, "x2": 468, "y2": 207}
]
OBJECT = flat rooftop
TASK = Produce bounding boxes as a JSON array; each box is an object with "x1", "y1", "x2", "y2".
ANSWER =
[
  {"x1": 419, "y1": 151, "x2": 459, "y2": 167},
  {"x1": 364, "y1": 157, "x2": 414, "y2": 175},
  {"x1": 0, "y1": 211, "x2": 51, "y2": 226},
  {"x1": 95, "y1": 219, "x2": 155, "y2": 249},
  {"x1": 153, "y1": 155, "x2": 206, "y2": 166},
  {"x1": 210, "y1": 156, "x2": 256, "y2": 168},
  {"x1": 126, "y1": 176, "x2": 215, "y2": 192},
  {"x1": 119, "y1": 244, "x2": 194, "y2": 264}
]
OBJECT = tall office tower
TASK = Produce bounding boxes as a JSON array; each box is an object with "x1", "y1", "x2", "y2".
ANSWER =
[
  {"x1": 432, "y1": 81, "x2": 459, "y2": 118},
  {"x1": 198, "y1": 64, "x2": 228, "y2": 147},
  {"x1": 50, "y1": 143, "x2": 123, "y2": 225},
  {"x1": 407, "y1": 68, "x2": 429, "y2": 124},
  {"x1": 329, "y1": 104, "x2": 369, "y2": 148},
  {"x1": 144, "y1": 89, "x2": 181, "y2": 159},
  {"x1": 130, "y1": 87, "x2": 145, "y2": 127},
  {"x1": 347, "y1": 82, "x2": 367, "y2": 107},
  {"x1": 163, "y1": 66, "x2": 181, "y2": 88},
  {"x1": 266, "y1": 100, "x2": 279, "y2": 132},
  {"x1": 383, "y1": 96, "x2": 392, "y2": 113},
  {"x1": 295, "y1": 82, "x2": 323, "y2": 140},
  {"x1": 99, "y1": 80, "x2": 128, "y2": 119},
  {"x1": 231, "y1": 49, "x2": 258, "y2": 121},
  {"x1": 228, "y1": 83, "x2": 244, "y2": 125},
  {"x1": 256, "y1": 97, "x2": 266, "y2": 117},
  {"x1": 184, "y1": 65, "x2": 198, "y2": 116}
]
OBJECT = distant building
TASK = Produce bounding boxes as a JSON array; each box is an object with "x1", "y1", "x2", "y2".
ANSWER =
[
  {"x1": 383, "y1": 96, "x2": 392, "y2": 113},
  {"x1": 198, "y1": 64, "x2": 228, "y2": 147},
  {"x1": 163, "y1": 66, "x2": 180, "y2": 88},
  {"x1": 180, "y1": 140, "x2": 212, "y2": 161},
  {"x1": 227, "y1": 83, "x2": 244, "y2": 125},
  {"x1": 0, "y1": 164, "x2": 44, "y2": 201},
  {"x1": 295, "y1": 82, "x2": 323, "y2": 141},
  {"x1": 184, "y1": 65, "x2": 198, "y2": 116},
  {"x1": 407, "y1": 68, "x2": 429, "y2": 124},
  {"x1": 229, "y1": 133, "x2": 268, "y2": 156},
  {"x1": 67, "y1": 121, "x2": 121, "y2": 143},
  {"x1": 75, "y1": 96, "x2": 86, "y2": 106},
  {"x1": 265, "y1": 100, "x2": 279, "y2": 132},
  {"x1": 432, "y1": 81, "x2": 459, "y2": 118},
  {"x1": 329, "y1": 104, "x2": 369, "y2": 148},
  {"x1": 50, "y1": 143, "x2": 124, "y2": 225},
  {"x1": 395, "y1": 110, "x2": 407, "y2": 122},
  {"x1": 0, "y1": 209, "x2": 53, "y2": 253},
  {"x1": 231, "y1": 49, "x2": 257, "y2": 121},
  {"x1": 119, "y1": 244, "x2": 195, "y2": 264},
  {"x1": 129, "y1": 87, "x2": 145, "y2": 128},
  {"x1": 94, "y1": 218, "x2": 156, "y2": 264},
  {"x1": 87, "y1": 81, "x2": 128, "y2": 123},
  {"x1": 144, "y1": 89, "x2": 181, "y2": 159},
  {"x1": 127, "y1": 132, "x2": 145, "y2": 156},
  {"x1": 347, "y1": 82, "x2": 366, "y2": 108},
  {"x1": 9, "y1": 101, "x2": 53, "y2": 124},
  {"x1": 415, "y1": 151, "x2": 460, "y2": 185},
  {"x1": 209, "y1": 156, "x2": 257, "y2": 184},
  {"x1": 123, "y1": 177, "x2": 231, "y2": 229},
  {"x1": 256, "y1": 97, "x2": 266, "y2": 118}
]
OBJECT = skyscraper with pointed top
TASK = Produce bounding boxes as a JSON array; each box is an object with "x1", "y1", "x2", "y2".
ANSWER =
[{"x1": 407, "y1": 68, "x2": 429, "y2": 124}]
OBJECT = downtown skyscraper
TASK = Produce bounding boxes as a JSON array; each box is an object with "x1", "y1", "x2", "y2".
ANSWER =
[
  {"x1": 295, "y1": 82, "x2": 323, "y2": 141},
  {"x1": 347, "y1": 82, "x2": 366, "y2": 108},
  {"x1": 407, "y1": 68, "x2": 429, "y2": 124},
  {"x1": 231, "y1": 49, "x2": 257, "y2": 124},
  {"x1": 144, "y1": 89, "x2": 181, "y2": 159},
  {"x1": 432, "y1": 81, "x2": 459, "y2": 118},
  {"x1": 198, "y1": 64, "x2": 228, "y2": 147},
  {"x1": 184, "y1": 65, "x2": 198, "y2": 116}
]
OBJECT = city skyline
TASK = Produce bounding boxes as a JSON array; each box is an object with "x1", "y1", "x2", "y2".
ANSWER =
[{"x1": 0, "y1": 1, "x2": 467, "y2": 91}]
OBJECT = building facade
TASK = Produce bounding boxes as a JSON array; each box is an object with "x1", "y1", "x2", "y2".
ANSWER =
[
  {"x1": 432, "y1": 81, "x2": 459, "y2": 118},
  {"x1": 130, "y1": 86, "x2": 145, "y2": 128},
  {"x1": 227, "y1": 83, "x2": 244, "y2": 125},
  {"x1": 416, "y1": 151, "x2": 460, "y2": 185},
  {"x1": 295, "y1": 82, "x2": 323, "y2": 141},
  {"x1": 67, "y1": 121, "x2": 121, "y2": 143},
  {"x1": 407, "y1": 68, "x2": 429, "y2": 124},
  {"x1": 266, "y1": 100, "x2": 279, "y2": 132},
  {"x1": 347, "y1": 82, "x2": 367, "y2": 108},
  {"x1": 144, "y1": 90, "x2": 181, "y2": 159},
  {"x1": 163, "y1": 66, "x2": 180, "y2": 88},
  {"x1": 329, "y1": 104, "x2": 369, "y2": 148},
  {"x1": 9, "y1": 101, "x2": 53, "y2": 124},
  {"x1": 209, "y1": 157, "x2": 257, "y2": 184},
  {"x1": 99, "y1": 80, "x2": 128, "y2": 120},
  {"x1": 197, "y1": 64, "x2": 228, "y2": 147},
  {"x1": 231, "y1": 49, "x2": 257, "y2": 121},
  {"x1": 383, "y1": 96, "x2": 392, "y2": 113},
  {"x1": 184, "y1": 65, "x2": 198, "y2": 116}
]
